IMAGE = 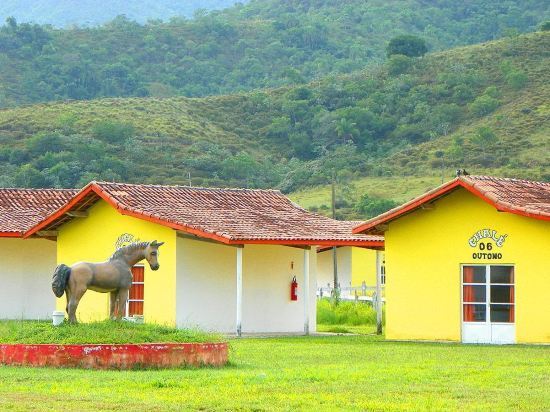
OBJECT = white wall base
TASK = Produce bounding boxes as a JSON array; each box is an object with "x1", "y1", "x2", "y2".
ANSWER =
[{"x1": 0, "y1": 238, "x2": 57, "y2": 320}]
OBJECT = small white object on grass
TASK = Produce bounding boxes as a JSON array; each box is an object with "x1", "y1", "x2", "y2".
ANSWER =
[{"x1": 52, "y1": 311, "x2": 65, "y2": 326}]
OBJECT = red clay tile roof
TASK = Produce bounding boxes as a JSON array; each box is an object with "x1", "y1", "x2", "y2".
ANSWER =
[
  {"x1": 354, "y1": 175, "x2": 550, "y2": 235},
  {"x1": 26, "y1": 182, "x2": 383, "y2": 247},
  {"x1": 0, "y1": 188, "x2": 78, "y2": 236}
]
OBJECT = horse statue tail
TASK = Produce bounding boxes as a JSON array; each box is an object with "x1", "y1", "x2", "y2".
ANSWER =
[{"x1": 52, "y1": 264, "x2": 71, "y2": 298}]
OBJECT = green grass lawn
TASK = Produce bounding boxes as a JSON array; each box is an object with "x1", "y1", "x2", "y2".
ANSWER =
[
  {"x1": 0, "y1": 320, "x2": 221, "y2": 344},
  {"x1": 0, "y1": 334, "x2": 548, "y2": 411}
]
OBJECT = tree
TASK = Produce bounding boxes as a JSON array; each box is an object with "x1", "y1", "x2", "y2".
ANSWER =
[
  {"x1": 26, "y1": 132, "x2": 64, "y2": 156},
  {"x1": 386, "y1": 35, "x2": 427, "y2": 58},
  {"x1": 447, "y1": 137, "x2": 465, "y2": 164},
  {"x1": 334, "y1": 118, "x2": 359, "y2": 144},
  {"x1": 355, "y1": 194, "x2": 398, "y2": 218},
  {"x1": 471, "y1": 126, "x2": 498, "y2": 164},
  {"x1": 14, "y1": 164, "x2": 50, "y2": 188}
]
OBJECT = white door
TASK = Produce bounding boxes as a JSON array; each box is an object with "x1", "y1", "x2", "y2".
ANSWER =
[{"x1": 462, "y1": 265, "x2": 515, "y2": 344}]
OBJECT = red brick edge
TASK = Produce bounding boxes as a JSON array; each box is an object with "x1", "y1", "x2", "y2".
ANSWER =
[{"x1": 0, "y1": 342, "x2": 228, "y2": 369}]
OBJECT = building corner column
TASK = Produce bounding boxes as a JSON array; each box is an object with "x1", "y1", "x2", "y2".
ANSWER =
[
  {"x1": 236, "y1": 246, "x2": 243, "y2": 337},
  {"x1": 375, "y1": 250, "x2": 383, "y2": 335},
  {"x1": 303, "y1": 247, "x2": 311, "y2": 335}
]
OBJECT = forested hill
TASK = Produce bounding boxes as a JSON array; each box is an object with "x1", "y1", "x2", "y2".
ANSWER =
[
  {"x1": 0, "y1": 31, "x2": 548, "y2": 216},
  {"x1": 0, "y1": 1, "x2": 240, "y2": 27},
  {"x1": 0, "y1": 0, "x2": 548, "y2": 107}
]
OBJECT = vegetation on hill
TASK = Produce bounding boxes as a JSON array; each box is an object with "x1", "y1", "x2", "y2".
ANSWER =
[
  {"x1": 0, "y1": 32, "x2": 548, "y2": 218},
  {"x1": 0, "y1": 0, "x2": 547, "y2": 107},
  {"x1": 0, "y1": 0, "x2": 240, "y2": 27}
]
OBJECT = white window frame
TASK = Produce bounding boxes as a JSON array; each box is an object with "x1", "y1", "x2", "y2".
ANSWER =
[{"x1": 461, "y1": 264, "x2": 515, "y2": 325}]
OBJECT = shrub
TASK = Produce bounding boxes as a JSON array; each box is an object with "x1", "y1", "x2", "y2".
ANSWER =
[
  {"x1": 506, "y1": 71, "x2": 528, "y2": 90},
  {"x1": 472, "y1": 126, "x2": 497, "y2": 147},
  {"x1": 469, "y1": 94, "x2": 500, "y2": 116},
  {"x1": 91, "y1": 120, "x2": 135, "y2": 144},
  {"x1": 387, "y1": 54, "x2": 413, "y2": 76}
]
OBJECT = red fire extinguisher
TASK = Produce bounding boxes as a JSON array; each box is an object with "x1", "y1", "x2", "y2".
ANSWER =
[{"x1": 290, "y1": 276, "x2": 298, "y2": 301}]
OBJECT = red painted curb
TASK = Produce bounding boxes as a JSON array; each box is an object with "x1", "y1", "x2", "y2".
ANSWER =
[{"x1": 0, "y1": 342, "x2": 228, "y2": 369}]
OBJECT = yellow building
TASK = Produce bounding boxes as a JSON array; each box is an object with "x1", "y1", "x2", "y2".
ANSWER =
[
  {"x1": 26, "y1": 181, "x2": 382, "y2": 335},
  {"x1": 354, "y1": 175, "x2": 549, "y2": 344}
]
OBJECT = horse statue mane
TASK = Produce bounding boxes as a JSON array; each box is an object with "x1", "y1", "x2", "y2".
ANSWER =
[{"x1": 109, "y1": 241, "x2": 151, "y2": 261}]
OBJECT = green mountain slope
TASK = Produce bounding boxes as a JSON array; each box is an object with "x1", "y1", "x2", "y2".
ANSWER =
[
  {"x1": 0, "y1": 1, "x2": 240, "y2": 27},
  {"x1": 0, "y1": 32, "x2": 548, "y2": 218},
  {"x1": 0, "y1": 0, "x2": 547, "y2": 107}
]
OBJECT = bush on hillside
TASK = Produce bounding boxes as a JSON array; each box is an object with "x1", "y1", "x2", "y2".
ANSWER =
[
  {"x1": 386, "y1": 35, "x2": 428, "y2": 58},
  {"x1": 387, "y1": 54, "x2": 413, "y2": 76},
  {"x1": 506, "y1": 71, "x2": 528, "y2": 90},
  {"x1": 91, "y1": 120, "x2": 135, "y2": 144},
  {"x1": 469, "y1": 94, "x2": 501, "y2": 117}
]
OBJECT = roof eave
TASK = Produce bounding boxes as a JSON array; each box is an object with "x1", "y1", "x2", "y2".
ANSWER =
[
  {"x1": 0, "y1": 231, "x2": 23, "y2": 238},
  {"x1": 353, "y1": 177, "x2": 550, "y2": 234},
  {"x1": 229, "y1": 238, "x2": 384, "y2": 247}
]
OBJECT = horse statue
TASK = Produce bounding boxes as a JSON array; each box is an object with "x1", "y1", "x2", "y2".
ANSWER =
[{"x1": 51, "y1": 240, "x2": 164, "y2": 323}]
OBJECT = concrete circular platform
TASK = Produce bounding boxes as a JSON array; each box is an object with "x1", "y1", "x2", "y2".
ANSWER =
[{"x1": 0, "y1": 342, "x2": 228, "y2": 369}]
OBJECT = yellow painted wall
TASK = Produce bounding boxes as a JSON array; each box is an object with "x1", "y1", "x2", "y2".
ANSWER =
[
  {"x1": 385, "y1": 188, "x2": 550, "y2": 343},
  {"x1": 351, "y1": 247, "x2": 379, "y2": 287},
  {"x1": 56, "y1": 200, "x2": 177, "y2": 325}
]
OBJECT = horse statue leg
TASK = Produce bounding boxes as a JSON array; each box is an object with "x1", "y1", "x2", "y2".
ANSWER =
[
  {"x1": 115, "y1": 288, "x2": 129, "y2": 320},
  {"x1": 67, "y1": 286, "x2": 87, "y2": 324},
  {"x1": 110, "y1": 291, "x2": 118, "y2": 320},
  {"x1": 65, "y1": 264, "x2": 93, "y2": 324},
  {"x1": 65, "y1": 288, "x2": 71, "y2": 317}
]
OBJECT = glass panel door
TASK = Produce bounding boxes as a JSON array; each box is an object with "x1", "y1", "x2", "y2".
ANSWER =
[{"x1": 462, "y1": 265, "x2": 515, "y2": 344}]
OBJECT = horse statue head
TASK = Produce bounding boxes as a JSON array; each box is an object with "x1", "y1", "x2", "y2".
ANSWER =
[{"x1": 144, "y1": 240, "x2": 164, "y2": 271}]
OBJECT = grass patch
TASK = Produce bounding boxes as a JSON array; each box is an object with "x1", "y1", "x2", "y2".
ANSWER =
[
  {"x1": 317, "y1": 325, "x2": 353, "y2": 334},
  {"x1": 0, "y1": 336, "x2": 548, "y2": 410},
  {"x1": 0, "y1": 320, "x2": 222, "y2": 344},
  {"x1": 317, "y1": 298, "x2": 378, "y2": 326},
  {"x1": 317, "y1": 324, "x2": 377, "y2": 335}
]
